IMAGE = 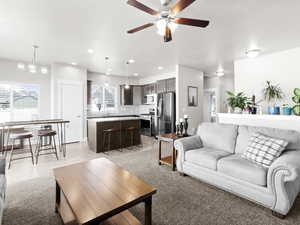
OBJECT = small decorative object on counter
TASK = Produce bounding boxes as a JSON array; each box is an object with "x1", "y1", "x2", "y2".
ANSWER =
[
  {"x1": 282, "y1": 104, "x2": 292, "y2": 115},
  {"x1": 176, "y1": 122, "x2": 180, "y2": 135},
  {"x1": 263, "y1": 81, "x2": 283, "y2": 115},
  {"x1": 246, "y1": 95, "x2": 261, "y2": 115},
  {"x1": 292, "y1": 88, "x2": 300, "y2": 116},
  {"x1": 183, "y1": 115, "x2": 189, "y2": 137},
  {"x1": 179, "y1": 119, "x2": 184, "y2": 136}
]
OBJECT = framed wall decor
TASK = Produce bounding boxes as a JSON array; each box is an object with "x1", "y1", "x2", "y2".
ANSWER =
[{"x1": 188, "y1": 86, "x2": 198, "y2": 107}]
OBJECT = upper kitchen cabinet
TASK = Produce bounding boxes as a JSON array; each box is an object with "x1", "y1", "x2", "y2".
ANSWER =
[
  {"x1": 166, "y1": 78, "x2": 176, "y2": 92},
  {"x1": 157, "y1": 78, "x2": 176, "y2": 93},
  {"x1": 120, "y1": 85, "x2": 142, "y2": 105},
  {"x1": 143, "y1": 83, "x2": 156, "y2": 95}
]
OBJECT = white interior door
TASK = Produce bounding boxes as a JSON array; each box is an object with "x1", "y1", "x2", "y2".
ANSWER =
[{"x1": 60, "y1": 82, "x2": 83, "y2": 143}]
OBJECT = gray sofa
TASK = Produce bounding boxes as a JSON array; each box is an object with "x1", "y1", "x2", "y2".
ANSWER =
[
  {"x1": 0, "y1": 158, "x2": 6, "y2": 225},
  {"x1": 174, "y1": 122, "x2": 300, "y2": 216}
]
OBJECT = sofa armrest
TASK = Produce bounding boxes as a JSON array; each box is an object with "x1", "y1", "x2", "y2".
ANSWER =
[
  {"x1": 174, "y1": 135, "x2": 202, "y2": 152},
  {"x1": 267, "y1": 150, "x2": 300, "y2": 215},
  {"x1": 0, "y1": 158, "x2": 5, "y2": 175},
  {"x1": 174, "y1": 135, "x2": 202, "y2": 172}
]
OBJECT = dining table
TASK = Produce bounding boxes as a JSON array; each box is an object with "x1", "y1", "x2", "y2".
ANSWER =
[{"x1": 0, "y1": 119, "x2": 70, "y2": 157}]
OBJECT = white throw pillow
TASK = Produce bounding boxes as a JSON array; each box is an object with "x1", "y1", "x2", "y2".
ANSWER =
[{"x1": 241, "y1": 132, "x2": 288, "y2": 168}]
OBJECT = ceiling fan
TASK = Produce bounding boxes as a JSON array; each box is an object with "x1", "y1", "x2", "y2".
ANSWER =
[{"x1": 127, "y1": 0, "x2": 210, "y2": 42}]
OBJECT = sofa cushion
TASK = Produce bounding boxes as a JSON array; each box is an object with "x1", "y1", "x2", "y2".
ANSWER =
[
  {"x1": 197, "y1": 122, "x2": 238, "y2": 153},
  {"x1": 185, "y1": 147, "x2": 231, "y2": 170},
  {"x1": 218, "y1": 154, "x2": 268, "y2": 186},
  {"x1": 235, "y1": 125, "x2": 300, "y2": 154}
]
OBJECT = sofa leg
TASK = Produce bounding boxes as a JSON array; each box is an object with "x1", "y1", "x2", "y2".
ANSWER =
[
  {"x1": 272, "y1": 211, "x2": 286, "y2": 219},
  {"x1": 179, "y1": 172, "x2": 187, "y2": 177}
]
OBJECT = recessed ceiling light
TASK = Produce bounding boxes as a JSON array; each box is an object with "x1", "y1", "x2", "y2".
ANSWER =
[
  {"x1": 88, "y1": 49, "x2": 94, "y2": 54},
  {"x1": 158, "y1": 66, "x2": 163, "y2": 70},
  {"x1": 17, "y1": 63, "x2": 25, "y2": 70},
  {"x1": 71, "y1": 62, "x2": 77, "y2": 66},
  {"x1": 41, "y1": 67, "x2": 48, "y2": 74},
  {"x1": 246, "y1": 49, "x2": 261, "y2": 58},
  {"x1": 133, "y1": 73, "x2": 139, "y2": 76},
  {"x1": 128, "y1": 59, "x2": 135, "y2": 64}
]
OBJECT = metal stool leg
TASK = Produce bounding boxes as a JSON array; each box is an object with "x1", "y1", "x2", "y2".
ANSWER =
[
  {"x1": 52, "y1": 135, "x2": 59, "y2": 160},
  {"x1": 36, "y1": 137, "x2": 42, "y2": 165},
  {"x1": 28, "y1": 138, "x2": 34, "y2": 165},
  {"x1": 8, "y1": 139, "x2": 15, "y2": 169}
]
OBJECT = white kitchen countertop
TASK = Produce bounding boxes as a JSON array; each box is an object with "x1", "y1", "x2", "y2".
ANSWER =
[{"x1": 88, "y1": 117, "x2": 141, "y2": 122}]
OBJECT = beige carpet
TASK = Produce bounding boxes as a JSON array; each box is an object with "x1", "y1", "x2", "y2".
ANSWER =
[{"x1": 3, "y1": 147, "x2": 300, "y2": 225}]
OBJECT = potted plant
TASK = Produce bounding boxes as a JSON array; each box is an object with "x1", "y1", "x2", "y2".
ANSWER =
[
  {"x1": 226, "y1": 91, "x2": 248, "y2": 114},
  {"x1": 292, "y1": 88, "x2": 300, "y2": 116},
  {"x1": 263, "y1": 81, "x2": 283, "y2": 115},
  {"x1": 282, "y1": 104, "x2": 292, "y2": 115}
]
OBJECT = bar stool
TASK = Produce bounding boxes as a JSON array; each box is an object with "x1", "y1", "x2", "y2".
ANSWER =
[
  {"x1": 126, "y1": 127, "x2": 139, "y2": 149},
  {"x1": 103, "y1": 128, "x2": 122, "y2": 153},
  {"x1": 35, "y1": 129, "x2": 58, "y2": 164},
  {"x1": 8, "y1": 130, "x2": 34, "y2": 169}
]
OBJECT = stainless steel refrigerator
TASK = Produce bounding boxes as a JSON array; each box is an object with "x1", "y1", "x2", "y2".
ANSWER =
[{"x1": 155, "y1": 92, "x2": 176, "y2": 136}]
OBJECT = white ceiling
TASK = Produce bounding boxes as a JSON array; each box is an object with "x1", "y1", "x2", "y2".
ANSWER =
[{"x1": 0, "y1": 0, "x2": 300, "y2": 77}]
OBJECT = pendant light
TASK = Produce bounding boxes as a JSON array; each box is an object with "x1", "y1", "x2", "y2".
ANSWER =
[
  {"x1": 17, "y1": 45, "x2": 48, "y2": 74},
  {"x1": 125, "y1": 61, "x2": 130, "y2": 89}
]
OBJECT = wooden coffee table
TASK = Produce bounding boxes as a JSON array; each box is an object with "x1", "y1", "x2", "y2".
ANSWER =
[{"x1": 53, "y1": 158, "x2": 157, "y2": 225}]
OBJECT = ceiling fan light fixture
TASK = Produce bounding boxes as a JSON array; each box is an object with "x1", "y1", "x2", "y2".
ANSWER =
[{"x1": 156, "y1": 18, "x2": 177, "y2": 36}]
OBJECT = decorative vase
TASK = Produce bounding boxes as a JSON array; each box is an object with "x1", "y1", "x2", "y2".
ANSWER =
[
  {"x1": 176, "y1": 124, "x2": 180, "y2": 135},
  {"x1": 268, "y1": 106, "x2": 280, "y2": 115},
  {"x1": 183, "y1": 118, "x2": 188, "y2": 137},
  {"x1": 179, "y1": 122, "x2": 184, "y2": 136},
  {"x1": 282, "y1": 107, "x2": 292, "y2": 116}
]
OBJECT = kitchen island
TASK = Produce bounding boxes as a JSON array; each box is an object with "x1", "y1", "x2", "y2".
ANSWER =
[{"x1": 87, "y1": 117, "x2": 141, "y2": 153}]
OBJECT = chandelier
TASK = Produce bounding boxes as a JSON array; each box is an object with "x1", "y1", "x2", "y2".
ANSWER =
[{"x1": 17, "y1": 45, "x2": 48, "y2": 74}]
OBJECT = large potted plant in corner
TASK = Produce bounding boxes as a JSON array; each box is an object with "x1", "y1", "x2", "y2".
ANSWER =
[
  {"x1": 226, "y1": 91, "x2": 248, "y2": 113},
  {"x1": 263, "y1": 81, "x2": 283, "y2": 115}
]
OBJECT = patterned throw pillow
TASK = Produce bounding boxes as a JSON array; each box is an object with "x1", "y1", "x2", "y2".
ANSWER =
[{"x1": 241, "y1": 132, "x2": 288, "y2": 168}]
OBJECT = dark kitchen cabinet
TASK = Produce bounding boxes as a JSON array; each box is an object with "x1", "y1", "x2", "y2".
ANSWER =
[
  {"x1": 120, "y1": 85, "x2": 142, "y2": 105},
  {"x1": 157, "y1": 78, "x2": 176, "y2": 93},
  {"x1": 120, "y1": 85, "x2": 133, "y2": 105},
  {"x1": 157, "y1": 80, "x2": 166, "y2": 93},
  {"x1": 166, "y1": 78, "x2": 176, "y2": 92}
]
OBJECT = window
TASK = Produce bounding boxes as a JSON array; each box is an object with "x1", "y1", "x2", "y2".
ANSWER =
[
  {"x1": 91, "y1": 84, "x2": 116, "y2": 111},
  {"x1": 0, "y1": 84, "x2": 40, "y2": 122}
]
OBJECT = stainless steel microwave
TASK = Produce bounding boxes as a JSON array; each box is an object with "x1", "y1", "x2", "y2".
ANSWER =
[{"x1": 145, "y1": 94, "x2": 156, "y2": 105}]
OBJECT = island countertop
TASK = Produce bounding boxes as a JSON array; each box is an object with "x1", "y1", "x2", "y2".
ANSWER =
[{"x1": 87, "y1": 117, "x2": 140, "y2": 122}]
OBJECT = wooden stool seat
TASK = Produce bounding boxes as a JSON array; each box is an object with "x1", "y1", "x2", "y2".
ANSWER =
[
  {"x1": 10, "y1": 131, "x2": 33, "y2": 140},
  {"x1": 38, "y1": 130, "x2": 57, "y2": 137}
]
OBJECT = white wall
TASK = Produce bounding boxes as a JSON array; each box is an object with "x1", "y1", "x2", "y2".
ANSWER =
[
  {"x1": 176, "y1": 65, "x2": 204, "y2": 133},
  {"x1": 0, "y1": 58, "x2": 51, "y2": 119},
  {"x1": 87, "y1": 72, "x2": 140, "y2": 116},
  {"x1": 51, "y1": 63, "x2": 87, "y2": 139},
  {"x1": 235, "y1": 47, "x2": 300, "y2": 112},
  {"x1": 204, "y1": 76, "x2": 234, "y2": 113}
]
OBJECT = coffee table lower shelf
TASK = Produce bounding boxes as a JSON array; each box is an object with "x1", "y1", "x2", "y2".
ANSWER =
[
  {"x1": 56, "y1": 192, "x2": 142, "y2": 225},
  {"x1": 159, "y1": 156, "x2": 173, "y2": 167}
]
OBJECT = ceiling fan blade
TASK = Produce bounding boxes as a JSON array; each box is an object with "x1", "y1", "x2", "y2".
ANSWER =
[
  {"x1": 127, "y1": 23, "x2": 154, "y2": 34},
  {"x1": 171, "y1": 0, "x2": 195, "y2": 15},
  {"x1": 127, "y1": 0, "x2": 159, "y2": 16},
  {"x1": 164, "y1": 26, "x2": 172, "y2": 42},
  {"x1": 175, "y1": 18, "x2": 209, "y2": 27}
]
